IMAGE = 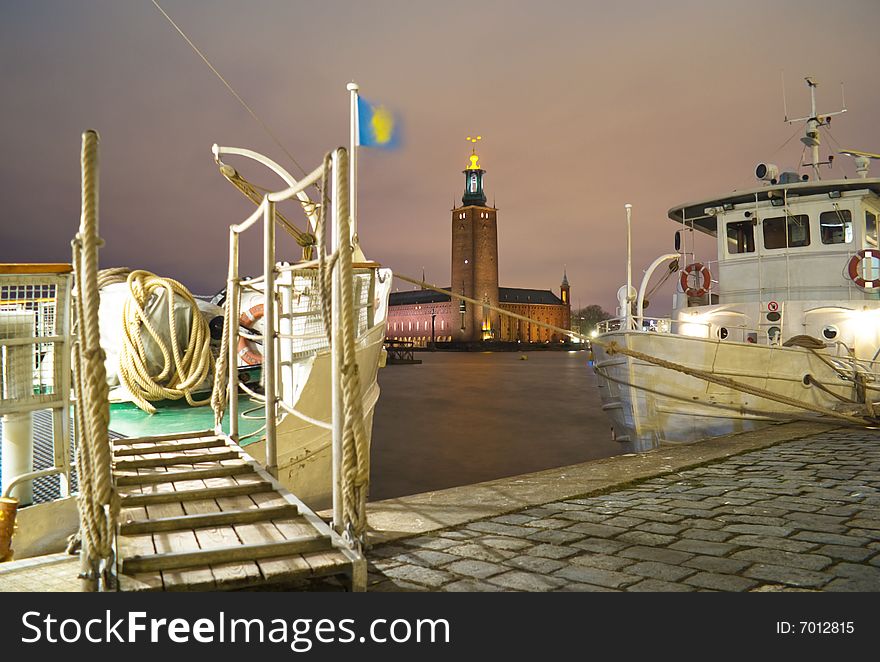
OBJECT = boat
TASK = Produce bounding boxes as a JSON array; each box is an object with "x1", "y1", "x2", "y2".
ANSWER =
[
  {"x1": 2, "y1": 128, "x2": 392, "y2": 569},
  {"x1": 91, "y1": 143, "x2": 392, "y2": 512},
  {"x1": 208, "y1": 143, "x2": 393, "y2": 510},
  {"x1": 591, "y1": 77, "x2": 880, "y2": 451}
]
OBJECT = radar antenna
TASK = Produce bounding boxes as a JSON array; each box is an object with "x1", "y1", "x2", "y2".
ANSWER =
[
  {"x1": 839, "y1": 149, "x2": 880, "y2": 179},
  {"x1": 783, "y1": 76, "x2": 847, "y2": 180}
]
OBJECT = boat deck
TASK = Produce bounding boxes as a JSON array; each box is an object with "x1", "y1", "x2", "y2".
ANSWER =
[{"x1": 113, "y1": 429, "x2": 364, "y2": 591}]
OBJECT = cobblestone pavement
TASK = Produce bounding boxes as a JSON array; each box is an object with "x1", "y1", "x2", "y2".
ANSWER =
[
  {"x1": 0, "y1": 554, "x2": 79, "y2": 592},
  {"x1": 367, "y1": 430, "x2": 880, "y2": 592}
]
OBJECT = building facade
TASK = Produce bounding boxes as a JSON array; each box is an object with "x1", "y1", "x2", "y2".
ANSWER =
[{"x1": 386, "y1": 149, "x2": 570, "y2": 346}]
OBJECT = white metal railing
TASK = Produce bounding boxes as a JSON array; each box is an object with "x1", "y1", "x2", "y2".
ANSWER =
[
  {"x1": 0, "y1": 269, "x2": 73, "y2": 503},
  {"x1": 597, "y1": 316, "x2": 771, "y2": 343},
  {"x1": 596, "y1": 314, "x2": 880, "y2": 372},
  {"x1": 216, "y1": 144, "x2": 386, "y2": 541},
  {"x1": 221, "y1": 157, "x2": 326, "y2": 475}
]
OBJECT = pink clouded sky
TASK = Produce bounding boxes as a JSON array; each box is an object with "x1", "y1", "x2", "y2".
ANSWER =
[{"x1": 2, "y1": 0, "x2": 878, "y2": 313}]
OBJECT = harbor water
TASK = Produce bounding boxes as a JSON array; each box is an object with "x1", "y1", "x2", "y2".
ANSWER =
[{"x1": 369, "y1": 350, "x2": 624, "y2": 501}]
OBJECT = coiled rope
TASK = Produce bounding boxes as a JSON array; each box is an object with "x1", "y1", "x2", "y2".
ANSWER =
[
  {"x1": 71, "y1": 130, "x2": 116, "y2": 591},
  {"x1": 113, "y1": 269, "x2": 214, "y2": 414}
]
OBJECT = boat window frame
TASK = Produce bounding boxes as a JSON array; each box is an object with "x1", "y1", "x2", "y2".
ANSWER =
[
  {"x1": 819, "y1": 207, "x2": 853, "y2": 245},
  {"x1": 725, "y1": 218, "x2": 757, "y2": 255},
  {"x1": 866, "y1": 206, "x2": 879, "y2": 249},
  {"x1": 762, "y1": 212, "x2": 811, "y2": 250}
]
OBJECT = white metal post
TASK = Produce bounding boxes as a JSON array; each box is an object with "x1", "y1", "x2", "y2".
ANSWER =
[
  {"x1": 263, "y1": 198, "x2": 278, "y2": 477},
  {"x1": 227, "y1": 230, "x2": 240, "y2": 440},
  {"x1": 56, "y1": 275, "x2": 72, "y2": 496},
  {"x1": 347, "y1": 82, "x2": 359, "y2": 244},
  {"x1": 331, "y1": 150, "x2": 344, "y2": 533},
  {"x1": 625, "y1": 203, "x2": 633, "y2": 330}
]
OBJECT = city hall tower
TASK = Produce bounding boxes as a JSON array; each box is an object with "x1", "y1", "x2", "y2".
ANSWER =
[{"x1": 451, "y1": 140, "x2": 499, "y2": 341}]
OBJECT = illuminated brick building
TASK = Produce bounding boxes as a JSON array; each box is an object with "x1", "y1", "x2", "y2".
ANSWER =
[{"x1": 386, "y1": 148, "x2": 570, "y2": 346}]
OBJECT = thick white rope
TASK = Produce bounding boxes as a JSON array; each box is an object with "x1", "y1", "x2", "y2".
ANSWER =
[
  {"x1": 333, "y1": 150, "x2": 371, "y2": 542},
  {"x1": 72, "y1": 130, "x2": 115, "y2": 591},
  {"x1": 116, "y1": 269, "x2": 214, "y2": 414}
]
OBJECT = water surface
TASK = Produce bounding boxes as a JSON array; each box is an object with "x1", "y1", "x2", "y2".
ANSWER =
[{"x1": 370, "y1": 351, "x2": 623, "y2": 501}]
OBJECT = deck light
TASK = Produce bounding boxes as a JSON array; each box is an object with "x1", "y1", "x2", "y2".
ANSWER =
[{"x1": 828, "y1": 190, "x2": 842, "y2": 199}]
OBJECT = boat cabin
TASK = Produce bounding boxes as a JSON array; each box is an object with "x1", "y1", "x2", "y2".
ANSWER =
[{"x1": 665, "y1": 176, "x2": 880, "y2": 354}]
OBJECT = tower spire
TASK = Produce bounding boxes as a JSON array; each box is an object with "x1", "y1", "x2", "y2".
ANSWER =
[
  {"x1": 560, "y1": 266, "x2": 570, "y2": 305},
  {"x1": 462, "y1": 135, "x2": 487, "y2": 206}
]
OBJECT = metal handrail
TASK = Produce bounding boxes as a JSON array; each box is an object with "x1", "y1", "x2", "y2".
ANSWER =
[{"x1": 222, "y1": 149, "x2": 333, "y2": 479}]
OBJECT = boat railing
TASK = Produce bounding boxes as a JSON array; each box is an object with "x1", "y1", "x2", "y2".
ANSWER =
[
  {"x1": 598, "y1": 315, "x2": 776, "y2": 343},
  {"x1": 0, "y1": 265, "x2": 73, "y2": 504},
  {"x1": 216, "y1": 143, "x2": 374, "y2": 539}
]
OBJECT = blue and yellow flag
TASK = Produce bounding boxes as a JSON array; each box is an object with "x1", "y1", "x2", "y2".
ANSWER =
[{"x1": 356, "y1": 96, "x2": 402, "y2": 149}]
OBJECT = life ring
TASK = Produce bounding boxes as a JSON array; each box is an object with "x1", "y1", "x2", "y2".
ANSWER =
[
  {"x1": 680, "y1": 262, "x2": 712, "y2": 297},
  {"x1": 237, "y1": 304, "x2": 264, "y2": 365},
  {"x1": 847, "y1": 250, "x2": 880, "y2": 289}
]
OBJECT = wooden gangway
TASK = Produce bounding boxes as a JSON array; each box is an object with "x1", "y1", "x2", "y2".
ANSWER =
[{"x1": 112, "y1": 429, "x2": 364, "y2": 592}]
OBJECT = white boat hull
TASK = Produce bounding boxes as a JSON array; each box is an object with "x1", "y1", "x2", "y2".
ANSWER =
[
  {"x1": 592, "y1": 331, "x2": 864, "y2": 451},
  {"x1": 243, "y1": 313, "x2": 387, "y2": 511}
]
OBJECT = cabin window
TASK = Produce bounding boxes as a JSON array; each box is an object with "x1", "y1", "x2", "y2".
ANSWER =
[
  {"x1": 763, "y1": 214, "x2": 810, "y2": 249},
  {"x1": 866, "y1": 210, "x2": 878, "y2": 248},
  {"x1": 819, "y1": 209, "x2": 852, "y2": 244},
  {"x1": 726, "y1": 220, "x2": 755, "y2": 254}
]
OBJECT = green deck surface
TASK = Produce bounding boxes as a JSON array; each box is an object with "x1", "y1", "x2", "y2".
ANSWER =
[{"x1": 109, "y1": 394, "x2": 265, "y2": 447}]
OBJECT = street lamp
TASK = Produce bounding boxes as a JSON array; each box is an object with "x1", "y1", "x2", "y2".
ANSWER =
[{"x1": 430, "y1": 307, "x2": 437, "y2": 350}]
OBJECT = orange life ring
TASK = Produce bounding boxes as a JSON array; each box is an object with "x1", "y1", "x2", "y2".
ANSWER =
[
  {"x1": 847, "y1": 250, "x2": 880, "y2": 289},
  {"x1": 680, "y1": 262, "x2": 712, "y2": 297},
  {"x1": 237, "y1": 304, "x2": 264, "y2": 365}
]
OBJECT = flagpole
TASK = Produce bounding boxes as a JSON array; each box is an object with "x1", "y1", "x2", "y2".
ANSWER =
[{"x1": 347, "y1": 82, "x2": 359, "y2": 245}]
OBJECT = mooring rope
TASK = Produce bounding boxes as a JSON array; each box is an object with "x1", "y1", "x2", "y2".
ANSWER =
[
  {"x1": 596, "y1": 339, "x2": 872, "y2": 426},
  {"x1": 71, "y1": 130, "x2": 116, "y2": 591}
]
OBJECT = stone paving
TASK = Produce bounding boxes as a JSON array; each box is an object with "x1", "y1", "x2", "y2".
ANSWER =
[
  {"x1": 0, "y1": 554, "x2": 79, "y2": 592},
  {"x1": 366, "y1": 429, "x2": 880, "y2": 592}
]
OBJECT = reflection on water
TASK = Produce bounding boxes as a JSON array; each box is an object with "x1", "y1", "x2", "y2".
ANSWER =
[{"x1": 370, "y1": 351, "x2": 624, "y2": 501}]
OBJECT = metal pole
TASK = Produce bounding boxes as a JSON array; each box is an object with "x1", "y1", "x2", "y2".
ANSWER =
[
  {"x1": 263, "y1": 199, "x2": 278, "y2": 476},
  {"x1": 347, "y1": 82, "x2": 359, "y2": 244},
  {"x1": 625, "y1": 203, "x2": 633, "y2": 330},
  {"x1": 227, "y1": 229, "x2": 240, "y2": 440},
  {"x1": 330, "y1": 150, "x2": 344, "y2": 533}
]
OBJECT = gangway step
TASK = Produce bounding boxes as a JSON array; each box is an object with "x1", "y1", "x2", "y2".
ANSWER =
[
  {"x1": 111, "y1": 431, "x2": 365, "y2": 591},
  {"x1": 120, "y1": 504, "x2": 300, "y2": 535},
  {"x1": 114, "y1": 438, "x2": 227, "y2": 457},
  {"x1": 115, "y1": 464, "x2": 252, "y2": 486},
  {"x1": 121, "y1": 536, "x2": 332, "y2": 574},
  {"x1": 111, "y1": 429, "x2": 217, "y2": 446},
  {"x1": 114, "y1": 450, "x2": 241, "y2": 470},
  {"x1": 119, "y1": 481, "x2": 276, "y2": 507}
]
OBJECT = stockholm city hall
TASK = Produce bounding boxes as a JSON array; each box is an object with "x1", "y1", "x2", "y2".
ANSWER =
[{"x1": 386, "y1": 139, "x2": 571, "y2": 346}]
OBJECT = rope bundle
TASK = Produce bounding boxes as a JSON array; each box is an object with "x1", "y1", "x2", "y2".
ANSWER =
[{"x1": 116, "y1": 269, "x2": 214, "y2": 414}]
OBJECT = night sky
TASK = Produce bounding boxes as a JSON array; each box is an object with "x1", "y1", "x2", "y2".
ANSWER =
[{"x1": 2, "y1": 0, "x2": 879, "y2": 313}]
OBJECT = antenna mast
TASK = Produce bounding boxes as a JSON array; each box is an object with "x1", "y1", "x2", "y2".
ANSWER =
[{"x1": 785, "y1": 77, "x2": 847, "y2": 180}]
